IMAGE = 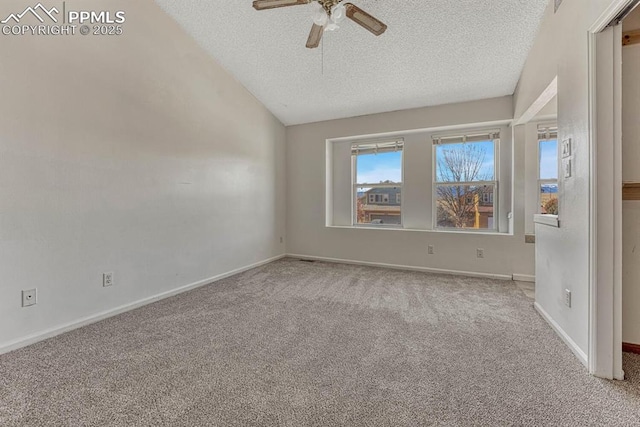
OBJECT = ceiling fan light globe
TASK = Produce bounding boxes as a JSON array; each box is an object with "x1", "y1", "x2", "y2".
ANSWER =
[
  {"x1": 331, "y1": 3, "x2": 346, "y2": 23},
  {"x1": 324, "y1": 23, "x2": 339, "y2": 32},
  {"x1": 312, "y1": 10, "x2": 328, "y2": 26}
]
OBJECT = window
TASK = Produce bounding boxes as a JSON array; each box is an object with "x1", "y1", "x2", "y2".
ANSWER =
[
  {"x1": 433, "y1": 131, "x2": 499, "y2": 230},
  {"x1": 353, "y1": 140, "x2": 403, "y2": 226},
  {"x1": 368, "y1": 194, "x2": 389, "y2": 204},
  {"x1": 538, "y1": 125, "x2": 558, "y2": 215}
]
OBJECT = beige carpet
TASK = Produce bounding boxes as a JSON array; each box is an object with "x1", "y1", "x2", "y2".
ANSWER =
[{"x1": 1, "y1": 258, "x2": 639, "y2": 426}]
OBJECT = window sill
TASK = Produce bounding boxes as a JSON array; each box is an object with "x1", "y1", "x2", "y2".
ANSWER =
[
  {"x1": 534, "y1": 214, "x2": 559, "y2": 228},
  {"x1": 326, "y1": 225, "x2": 511, "y2": 236}
]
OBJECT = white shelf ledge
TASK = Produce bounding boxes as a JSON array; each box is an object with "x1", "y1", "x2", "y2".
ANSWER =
[
  {"x1": 534, "y1": 214, "x2": 559, "y2": 228},
  {"x1": 326, "y1": 225, "x2": 511, "y2": 236}
]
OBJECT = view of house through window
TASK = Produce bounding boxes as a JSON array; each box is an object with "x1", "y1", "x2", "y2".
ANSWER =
[
  {"x1": 433, "y1": 132, "x2": 498, "y2": 230},
  {"x1": 353, "y1": 140, "x2": 403, "y2": 226},
  {"x1": 538, "y1": 125, "x2": 558, "y2": 215}
]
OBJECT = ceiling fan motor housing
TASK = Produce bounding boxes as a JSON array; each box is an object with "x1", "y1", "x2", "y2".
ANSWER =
[{"x1": 318, "y1": 0, "x2": 342, "y2": 14}]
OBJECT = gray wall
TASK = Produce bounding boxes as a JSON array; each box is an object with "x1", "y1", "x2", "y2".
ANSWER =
[
  {"x1": 0, "y1": 0, "x2": 286, "y2": 351},
  {"x1": 286, "y1": 96, "x2": 536, "y2": 279}
]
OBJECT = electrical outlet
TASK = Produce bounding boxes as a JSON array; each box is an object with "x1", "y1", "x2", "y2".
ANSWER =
[
  {"x1": 564, "y1": 289, "x2": 572, "y2": 307},
  {"x1": 103, "y1": 272, "x2": 114, "y2": 287},
  {"x1": 22, "y1": 289, "x2": 37, "y2": 307},
  {"x1": 428, "y1": 245, "x2": 434, "y2": 255},
  {"x1": 476, "y1": 248, "x2": 484, "y2": 259}
]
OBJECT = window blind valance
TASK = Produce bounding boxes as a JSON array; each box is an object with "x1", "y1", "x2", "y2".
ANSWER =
[
  {"x1": 537, "y1": 125, "x2": 558, "y2": 140},
  {"x1": 351, "y1": 139, "x2": 404, "y2": 156},
  {"x1": 432, "y1": 130, "x2": 500, "y2": 145}
]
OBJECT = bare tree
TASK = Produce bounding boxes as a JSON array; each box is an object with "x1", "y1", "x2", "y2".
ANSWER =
[
  {"x1": 436, "y1": 144, "x2": 491, "y2": 228},
  {"x1": 356, "y1": 196, "x2": 367, "y2": 223}
]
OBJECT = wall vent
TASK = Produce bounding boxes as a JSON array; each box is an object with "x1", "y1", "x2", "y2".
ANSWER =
[{"x1": 554, "y1": 0, "x2": 563, "y2": 13}]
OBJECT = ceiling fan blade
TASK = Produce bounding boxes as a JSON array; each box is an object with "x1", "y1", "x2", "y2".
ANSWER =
[
  {"x1": 306, "y1": 23, "x2": 323, "y2": 49},
  {"x1": 344, "y1": 3, "x2": 387, "y2": 36},
  {"x1": 253, "y1": 0, "x2": 310, "y2": 10}
]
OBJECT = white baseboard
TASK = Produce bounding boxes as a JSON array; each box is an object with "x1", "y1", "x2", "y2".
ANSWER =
[
  {"x1": 513, "y1": 274, "x2": 535, "y2": 282},
  {"x1": 534, "y1": 302, "x2": 588, "y2": 367},
  {"x1": 287, "y1": 254, "x2": 513, "y2": 281},
  {"x1": 0, "y1": 254, "x2": 286, "y2": 355}
]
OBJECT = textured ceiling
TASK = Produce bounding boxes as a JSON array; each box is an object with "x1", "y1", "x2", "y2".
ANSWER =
[{"x1": 154, "y1": 0, "x2": 548, "y2": 126}]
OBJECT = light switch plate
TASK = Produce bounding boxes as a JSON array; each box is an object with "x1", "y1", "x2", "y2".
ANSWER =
[
  {"x1": 563, "y1": 159, "x2": 572, "y2": 178},
  {"x1": 562, "y1": 138, "x2": 572, "y2": 158}
]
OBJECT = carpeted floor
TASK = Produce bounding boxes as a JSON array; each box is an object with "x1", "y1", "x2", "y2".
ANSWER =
[{"x1": 1, "y1": 258, "x2": 639, "y2": 426}]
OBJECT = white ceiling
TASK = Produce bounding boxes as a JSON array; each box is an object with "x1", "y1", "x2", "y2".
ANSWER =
[{"x1": 154, "y1": 0, "x2": 549, "y2": 126}]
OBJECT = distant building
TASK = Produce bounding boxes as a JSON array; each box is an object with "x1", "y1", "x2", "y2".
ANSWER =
[{"x1": 358, "y1": 187, "x2": 401, "y2": 225}]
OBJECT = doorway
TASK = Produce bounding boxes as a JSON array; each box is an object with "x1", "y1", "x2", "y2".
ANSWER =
[
  {"x1": 589, "y1": 0, "x2": 640, "y2": 380},
  {"x1": 621, "y1": 5, "x2": 640, "y2": 361}
]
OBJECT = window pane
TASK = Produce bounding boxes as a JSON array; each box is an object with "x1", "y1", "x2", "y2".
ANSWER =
[
  {"x1": 539, "y1": 140, "x2": 558, "y2": 180},
  {"x1": 356, "y1": 186, "x2": 401, "y2": 225},
  {"x1": 436, "y1": 185, "x2": 495, "y2": 229},
  {"x1": 540, "y1": 183, "x2": 558, "y2": 214},
  {"x1": 356, "y1": 151, "x2": 402, "y2": 185},
  {"x1": 435, "y1": 141, "x2": 494, "y2": 183}
]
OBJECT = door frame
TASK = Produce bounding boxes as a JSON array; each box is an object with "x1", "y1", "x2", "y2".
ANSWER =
[{"x1": 587, "y1": 0, "x2": 634, "y2": 380}]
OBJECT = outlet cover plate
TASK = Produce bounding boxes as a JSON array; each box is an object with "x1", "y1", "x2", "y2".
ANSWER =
[{"x1": 103, "y1": 272, "x2": 114, "y2": 287}]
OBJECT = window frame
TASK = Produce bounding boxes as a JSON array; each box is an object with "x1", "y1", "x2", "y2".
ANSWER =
[
  {"x1": 351, "y1": 140, "x2": 404, "y2": 228},
  {"x1": 537, "y1": 125, "x2": 559, "y2": 215},
  {"x1": 431, "y1": 132, "x2": 500, "y2": 232}
]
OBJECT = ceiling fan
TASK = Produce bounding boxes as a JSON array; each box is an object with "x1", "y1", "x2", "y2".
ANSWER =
[{"x1": 252, "y1": 0, "x2": 387, "y2": 49}]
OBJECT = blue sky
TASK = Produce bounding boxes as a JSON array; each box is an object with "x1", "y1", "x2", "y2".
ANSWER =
[
  {"x1": 539, "y1": 139, "x2": 558, "y2": 179},
  {"x1": 356, "y1": 151, "x2": 402, "y2": 184},
  {"x1": 356, "y1": 140, "x2": 559, "y2": 184}
]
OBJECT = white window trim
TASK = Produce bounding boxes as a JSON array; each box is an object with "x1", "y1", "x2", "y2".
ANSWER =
[
  {"x1": 352, "y1": 143, "x2": 404, "y2": 228},
  {"x1": 537, "y1": 124, "x2": 559, "y2": 214},
  {"x1": 432, "y1": 135, "x2": 500, "y2": 232}
]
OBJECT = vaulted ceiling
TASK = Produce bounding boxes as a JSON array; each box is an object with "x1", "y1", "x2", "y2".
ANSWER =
[{"x1": 155, "y1": 0, "x2": 549, "y2": 126}]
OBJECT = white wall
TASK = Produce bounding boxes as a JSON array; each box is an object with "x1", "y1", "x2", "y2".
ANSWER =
[
  {"x1": 622, "y1": 14, "x2": 640, "y2": 346},
  {"x1": 287, "y1": 96, "x2": 535, "y2": 278},
  {"x1": 0, "y1": 0, "x2": 286, "y2": 351},
  {"x1": 515, "y1": 0, "x2": 625, "y2": 359}
]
